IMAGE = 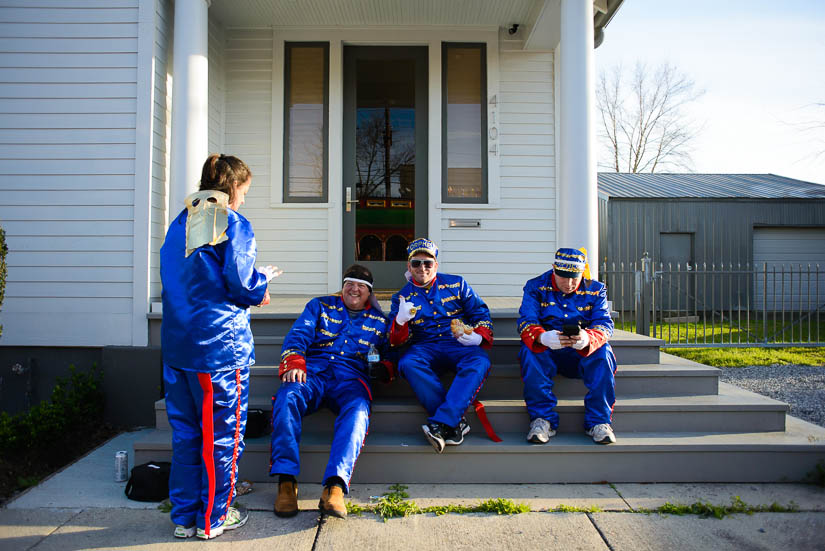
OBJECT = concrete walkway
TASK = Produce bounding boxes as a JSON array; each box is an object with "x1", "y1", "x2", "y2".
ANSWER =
[{"x1": 2, "y1": 430, "x2": 825, "y2": 550}]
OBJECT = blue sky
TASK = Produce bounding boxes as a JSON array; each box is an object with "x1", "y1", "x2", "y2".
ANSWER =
[{"x1": 594, "y1": 0, "x2": 825, "y2": 184}]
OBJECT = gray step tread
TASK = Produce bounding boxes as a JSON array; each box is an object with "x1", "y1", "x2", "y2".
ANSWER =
[
  {"x1": 247, "y1": 363, "x2": 720, "y2": 376},
  {"x1": 252, "y1": 334, "x2": 662, "y2": 347},
  {"x1": 136, "y1": 415, "x2": 825, "y2": 452},
  {"x1": 153, "y1": 382, "x2": 786, "y2": 413}
]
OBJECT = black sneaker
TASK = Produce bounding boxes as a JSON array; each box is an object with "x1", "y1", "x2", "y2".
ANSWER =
[
  {"x1": 422, "y1": 422, "x2": 446, "y2": 453},
  {"x1": 444, "y1": 418, "x2": 471, "y2": 446}
]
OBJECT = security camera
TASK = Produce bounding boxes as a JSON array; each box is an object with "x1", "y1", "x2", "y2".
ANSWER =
[{"x1": 508, "y1": 24, "x2": 519, "y2": 35}]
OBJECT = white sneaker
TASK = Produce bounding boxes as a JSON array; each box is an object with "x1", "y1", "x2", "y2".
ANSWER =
[
  {"x1": 526, "y1": 418, "x2": 556, "y2": 444},
  {"x1": 174, "y1": 525, "x2": 196, "y2": 539},
  {"x1": 197, "y1": 506, "x2": 249, "y2": 539},
  {"x1": 586, "y1": 423, "x2": 616, "y2": 444}
]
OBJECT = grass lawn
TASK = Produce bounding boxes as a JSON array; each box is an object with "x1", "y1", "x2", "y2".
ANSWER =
[
  {"x1": 664, "y1": 347, "x2": 825, "y2": 367},
  {"x1": 616, "y1": 316, "x2": 825, "y2": 345}
]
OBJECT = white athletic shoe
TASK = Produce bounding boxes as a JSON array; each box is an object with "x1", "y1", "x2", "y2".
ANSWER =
[
  {"x1": 196, "y1": 506, "x2": 249, "y2": 539},
  {"x1": 526, "y1": 418, "x2": 556, "y2": 444},
  {"x1": 586, "y1": 423, "x2": 616, "y2": 444},
  {"x1": 174, "y1": 525, "x2": 196, "y2": 539}
]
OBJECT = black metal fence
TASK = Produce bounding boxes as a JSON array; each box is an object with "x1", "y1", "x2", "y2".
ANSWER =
[{"x1": 600, "y1": 254, "x2": 824, "y2": 347}]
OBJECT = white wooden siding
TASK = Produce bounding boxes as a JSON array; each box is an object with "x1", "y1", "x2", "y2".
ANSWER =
[
  {"x1": 149, "y1": 0, "x2": 172, "y2": 303},
  {"x1": 439, "y1": 50, "x2": 555, "y2": 296},
  {"x1": 221, "y1": 28, "x2": 329, "y2": 295},
  {"x1": 208, "y1": 16, "x2": 225, "y2": 153},
  {"x1": 0, "y1": 1, "x2": 140, "y2": 345}
]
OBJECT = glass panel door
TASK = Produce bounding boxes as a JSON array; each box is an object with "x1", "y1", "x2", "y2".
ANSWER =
[{"x1": 343, "y1": 47, "x2": 428, "y2": 290}]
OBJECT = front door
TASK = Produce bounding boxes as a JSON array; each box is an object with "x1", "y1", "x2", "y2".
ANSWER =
[{"x1": 342, "y1": 46, "x2": 428, "y2": 291}]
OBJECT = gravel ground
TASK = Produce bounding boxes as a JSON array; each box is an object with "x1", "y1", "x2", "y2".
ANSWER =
[{"x1": 720, "y1": 365, "x2": 825, "y2": 428}]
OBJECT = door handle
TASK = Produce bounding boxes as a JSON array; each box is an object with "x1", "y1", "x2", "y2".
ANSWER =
[{"x1": 346, "y1": 187, "x2": 359, "y2": 212}]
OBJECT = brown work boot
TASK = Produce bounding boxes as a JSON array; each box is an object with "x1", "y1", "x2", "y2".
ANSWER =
[
  {"x1": 318, "y1": 485, "x2": 347, "y2": 518},
  {"x1": 274, "y1": 480, "x2": 298, "y2": 517}
]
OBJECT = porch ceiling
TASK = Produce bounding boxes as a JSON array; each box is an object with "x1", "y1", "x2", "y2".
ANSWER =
[
  {"x1": 208, "y1": 0, "x2": 624, "y2": 48},
  {"x1": 209, "y1": 0, "x2": 536, "y2": 29}
]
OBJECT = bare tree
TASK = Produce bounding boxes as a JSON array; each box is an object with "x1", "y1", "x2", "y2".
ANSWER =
[
  {"x1": 356, "y1": 109, "x2": 415, "y2": 198},
  {"x1": 597, "y1": 62, "x2": 704, "y2": 173},
  {"x1": 788, "y1": 102, "x2": 825, "y2": 161}
]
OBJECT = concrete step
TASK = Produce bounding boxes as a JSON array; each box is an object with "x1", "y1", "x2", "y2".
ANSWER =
[
  {"x1": 154, "y1": 383, "x2": 786, "y2": 434},
  {"x1": 134, "y1": 415, "x2": 825, "y2": 483},
  {"x1": 250, "y1": 332, "x2": 663, "y2": 366},
  {"x1": 242, "y1": 362, "x2": 720, "y2": 401}
]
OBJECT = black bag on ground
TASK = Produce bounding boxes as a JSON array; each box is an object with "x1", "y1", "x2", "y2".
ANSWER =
[
  {"x1": 246, "y1": 408, "x2": 272, "y2": 438},
  {"x1": 125, "y1": 461, "x2": 171, "y2": 502}
]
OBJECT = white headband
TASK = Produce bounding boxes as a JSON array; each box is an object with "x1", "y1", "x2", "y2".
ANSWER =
[{"x1": 343, "y1": 277, "x2": 373, "y2": 289}]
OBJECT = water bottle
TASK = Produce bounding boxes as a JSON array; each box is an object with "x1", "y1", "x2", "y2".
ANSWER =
[
  {"x1": 367, "y1": 343, "x2": 380, "y2": 365},
  {"x1": 367, "y1": 344, "x2": 382, "y2": 381}
]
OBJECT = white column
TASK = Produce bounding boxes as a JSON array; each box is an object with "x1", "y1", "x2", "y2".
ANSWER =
[
  {"x1": 170, "y1": 0, "x2": 210, "y2": 213},
  {"x1": 558, "y1": 0, "x2": 598, "y2": 277}
]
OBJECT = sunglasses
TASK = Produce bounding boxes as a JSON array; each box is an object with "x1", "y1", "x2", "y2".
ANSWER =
[{"x1": 410, "y1": 259, "x2": 435, "y2": 268}]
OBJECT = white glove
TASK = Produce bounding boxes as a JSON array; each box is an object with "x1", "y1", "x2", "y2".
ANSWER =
[
  {"x1": 457, "y1": 331, "x2": 482, "y2": 347},
  {"x1": 395, "y1": 296, "x2": 417, "y2": 325},
  {"x1": 572, "y1": 329, "x2": 590, "y2": 350},
  {"x1": 539, "y1": 330, "x2": 563, "y2": 350},
  {"x1": 259, "y1": 265, "x2": 283, "y2": 283}
]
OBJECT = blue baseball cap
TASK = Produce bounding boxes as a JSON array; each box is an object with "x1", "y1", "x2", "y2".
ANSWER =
[
  {"x1": 553, "y1": 248, "x2": 586, "y2": 278},
  {"x1": 407, "y1": 238, "x2": 438, "y2": 260}
]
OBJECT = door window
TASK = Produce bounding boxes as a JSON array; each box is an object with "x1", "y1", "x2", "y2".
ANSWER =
[{"x1": 284, "y1": 43, "x2": 329, "y2": 202}]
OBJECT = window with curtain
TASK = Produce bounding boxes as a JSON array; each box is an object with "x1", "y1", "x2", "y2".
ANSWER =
[
  {"x1": 284, "y1": 43, "x2": 329, "y2": 202},
  {"x1": 442, "y1": 43, "x2": 487, "y2": 203}
]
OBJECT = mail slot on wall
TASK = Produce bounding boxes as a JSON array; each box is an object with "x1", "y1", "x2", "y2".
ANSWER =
[{"x1": 449, "y1": 219, "x2": 481, "y2": 228}]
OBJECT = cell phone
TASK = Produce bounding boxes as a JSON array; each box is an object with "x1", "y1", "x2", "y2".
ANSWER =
[{"x1": 562, "y1": 323, "x2": 580, "y2": 337}]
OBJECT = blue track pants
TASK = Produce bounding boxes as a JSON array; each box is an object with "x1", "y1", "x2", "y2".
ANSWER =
[
  {"x1": 519, "y1": 344, "x2": 617, "y2": 430},
  {"x1": 164, "y1": 364, "x2": 248, "y2": 536},
  {"x1": 398, "y1": 340, "x2": 491, "y2": 428},
  {"x1": 269, "y1": 372, "x2": 371, "y2": 492}
]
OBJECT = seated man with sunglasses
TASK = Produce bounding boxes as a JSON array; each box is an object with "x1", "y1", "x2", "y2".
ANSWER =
[{"x1": 388, "y1": 238, "x2": 495, "y2": 453}]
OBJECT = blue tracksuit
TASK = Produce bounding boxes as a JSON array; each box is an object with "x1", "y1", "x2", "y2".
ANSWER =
[
  {"x1": 160, "y1": 203, "x2": 268, "y2": 535},
  {"x1": 269, "y1": 296, "x2": 389, "y2": 491},
  {"x1": 389, "y1": 273, "x2": 493, "y2": 428},
  {"x1": 517, "y1": 269, "x2": 617, "y2": 430}
]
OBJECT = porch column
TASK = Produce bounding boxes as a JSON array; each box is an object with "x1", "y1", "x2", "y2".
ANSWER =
[
  {"x1": 558, "y1": 0, "x2": 598, "y2": 277},
  {"x1": 170, "y1": 0, "x2": 210, "y2": 213}
]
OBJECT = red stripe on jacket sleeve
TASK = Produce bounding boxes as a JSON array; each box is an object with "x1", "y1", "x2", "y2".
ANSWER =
[
  {"x1": 474, "y1": 326, "x2": 494, "y2": 350},
  {"x1": 389, "y1": 320, "x2": 410, "y2": 346},
  {"x1": 278, "y1": 354, "x2": 306, "y2": 377},
  {"x1": 520, "y1": 324, "x2": 548, "y2": 353},
  {"x1": 577, "y1": 329, "x2": 609, "y2": 357}
]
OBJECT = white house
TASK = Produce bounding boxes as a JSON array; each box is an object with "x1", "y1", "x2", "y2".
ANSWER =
[{"x1": 0, "y1": 0, "x2": 623, "y2": 348}]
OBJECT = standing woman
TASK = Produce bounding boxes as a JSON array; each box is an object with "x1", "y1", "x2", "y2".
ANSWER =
[{"x1": 160, "y1": 154, "x2": 281, "y2": 539}]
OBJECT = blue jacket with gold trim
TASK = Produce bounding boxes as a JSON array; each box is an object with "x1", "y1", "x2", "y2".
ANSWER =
[
  {"x1": 280, "y1": 296, "x2": 390, "y2": 381},
  {"x1": 388, "y1": 273, "x2": 493, "y2": 347},
  {"x1": 517, "y1": 269, "x2": 613, "y2": 356}
]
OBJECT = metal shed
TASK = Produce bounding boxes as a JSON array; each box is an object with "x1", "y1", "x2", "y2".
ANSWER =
[
  {"x1": 598, "y1": 173, "x2": 825, "y2": 267},
  {"x1": 597, "y1": 173, "x2": 825, "y2": 315}
]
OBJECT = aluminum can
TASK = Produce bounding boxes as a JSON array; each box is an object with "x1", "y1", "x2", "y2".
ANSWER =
[{"x1": 115, "y1": 450, "x2": 129, "y2": 482}]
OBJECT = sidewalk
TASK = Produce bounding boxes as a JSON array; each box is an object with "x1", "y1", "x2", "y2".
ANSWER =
[{"x1": 2, "y1": 430, "x2": 825, "y2": 550}]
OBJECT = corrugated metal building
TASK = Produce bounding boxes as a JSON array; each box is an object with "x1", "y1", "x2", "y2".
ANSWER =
[
  {"x1": 598, "y1": 173, "x2": 825, "y2": 267},
  {"x1": 597, "y1": 173, "x2": 825, "y2": 311}
]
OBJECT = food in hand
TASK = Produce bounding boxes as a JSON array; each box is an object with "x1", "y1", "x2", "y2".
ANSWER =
[{"x1": 451, "y1": 318, "x2": 473, "y2": 338}]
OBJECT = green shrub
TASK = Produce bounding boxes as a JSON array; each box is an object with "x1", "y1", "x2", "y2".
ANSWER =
[
  {"x1": 0, "y1": 224, "x2": 6, "y2": 338},
  {"x1": 0, "y1": 365, "x2": 104, "y2": 454}
]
